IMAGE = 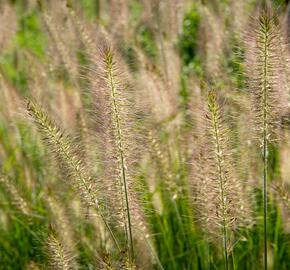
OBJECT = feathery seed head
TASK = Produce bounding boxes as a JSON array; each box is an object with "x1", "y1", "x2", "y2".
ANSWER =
[
  {"x1": 46, "y1": 232, "x2": 77, "y2": 270},
  {"x1": 0, "y1": 173, "x2": 32, "y2": 216},
  {"x1": 246, "y1": 12, "x2": 286, "y2": 145},
  {"x1": 27, "y1": 100, "x2": 98, "y2": 208},
  {"x1": 192, "y1": 90, "x2": 252, "y2": 237}
]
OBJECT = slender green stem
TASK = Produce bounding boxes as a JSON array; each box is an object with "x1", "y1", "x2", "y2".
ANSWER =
[
  {"x1": 98, "y1": 209, "x2": 121, "y2": 252},
  {"x1": 263, "y1": 140, "x2": 268, "y2": 270},
  {"x1": 273, "y1": 206, "x2": 281, "y2": 269},
  {"x1": 261, "y1": 21, "x2": 269, "y2": 270},
  {"x1": 232, "y1": 242, "x2": 236, "y2": 270},
  {"x1": 206, "y1": 241, "x2": 210, "y2": 269},
  {"x1": 144, "y1": 235, "x2": 165, "y2": 270},
  {"x1": 222, "y1": 227, "x2": 229, "y2": 270}
]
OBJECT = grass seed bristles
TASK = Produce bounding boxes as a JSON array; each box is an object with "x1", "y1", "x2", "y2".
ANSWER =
[
  {"x1": 42, "y1": 12, "x2": 78, "y2": 81},
  {"x1": 46, "y1": 232, "x2": 76, "y2": 270},
  {"x1": 206, "y1": 91, "x2": 230, "y2": 270},
  {"x1": 272, "y1": 182, "x2": 290, "y2": 232},
  {"x1": 46, "y1": 195, "x2": 78, "y2": 268},
  {"x1": 148, "y1": 130, "x2": 178, "y2": 198},
  {"x1": 101, "y1": 46, "x2": 135, "y2": 263},
  {"x1": 90, "y1": 44, "x2": 153, "y2": 266},
  {"x1": 66, "y1": 4, "x2": 98, "y2": 57},
  {"x1": 272, "y1": 183, "x2": 290, "y2": 210},
  {"x1": 246, "y1": 12, "x2": 284, "y2": 269},
  {"x1": 0, "y1": 173, "x2": 32, "y2": 216},
  {"x1": 192, "y1": 91, "x2": 251, "y2": 270},
  {"x1": 26, "y1": 100, "x2": 120, "y2": 252}
]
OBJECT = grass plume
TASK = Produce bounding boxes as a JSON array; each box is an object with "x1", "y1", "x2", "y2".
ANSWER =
[
  {"x1": 0, "y1": 173, "x2": 32, "y2": 216},
  {"x1": 246, "y1": 12, "x2": 285, "y2": 269},
  {"x1": 99, "y1": 45, "x2": 135, "y2": 263},
  {"x1": 46, "y1": 232, "x2": 76, "y2": 270},
  {"x1": 192, "y1": 91, "x2": 251, "y2": 270},
  {"x1": 26, "y1": 100, "x2": 120, "y2": 251},
  {"x1": 272, "y1": 183, "x2": 290, "y2": 211}
]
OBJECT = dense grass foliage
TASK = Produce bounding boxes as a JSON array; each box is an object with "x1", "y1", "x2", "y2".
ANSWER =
[{"x1": 0, "y1": 0, "x2": 290, "y2": 269}]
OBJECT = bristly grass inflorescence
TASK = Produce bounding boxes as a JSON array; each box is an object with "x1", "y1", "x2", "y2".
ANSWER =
[
  {"x1": 246, "y1": 11, "x2": 286, "y2": 269},
  {"x1": 192, "y1": 90, "x2": 251, "y2": 270},
  {"x1": 94, "y1": 44, "x2": 151, "y2": 265},
  {"x1": 26, "y1": 100, "x2": 121, "y2": 252}
]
